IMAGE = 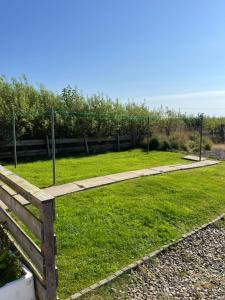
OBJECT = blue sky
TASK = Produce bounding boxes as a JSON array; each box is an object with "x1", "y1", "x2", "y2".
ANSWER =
[{"x1": 1, "y1": 0, "x2": 225, "y2": 115}]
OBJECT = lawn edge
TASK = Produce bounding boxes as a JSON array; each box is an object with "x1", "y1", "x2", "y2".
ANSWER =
[{"x1": 66, "y1": 212, "x2": 225, "y2": 300}]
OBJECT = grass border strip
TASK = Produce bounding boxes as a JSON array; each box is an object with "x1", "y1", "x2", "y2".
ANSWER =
[{"x1": 66, "y1": 212, "x2": 225, "y2": 300}]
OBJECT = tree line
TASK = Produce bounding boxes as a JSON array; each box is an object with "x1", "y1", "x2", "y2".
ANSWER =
[{"x1": 0, "y1": 75, "x2": 224, "y2": 142}]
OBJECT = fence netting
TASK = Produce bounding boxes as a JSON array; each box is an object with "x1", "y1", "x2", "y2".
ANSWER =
[{"x1": 2, "y1": 109, "x2": 224, "y2": 185}]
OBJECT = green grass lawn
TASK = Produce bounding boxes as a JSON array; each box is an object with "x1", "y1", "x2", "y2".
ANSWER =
[
  {"x1": 54, "y1": 162, "x2": 225, "y2": 299},
  {"x1": 3, "y1": 150, "x2": 184, "y2": 188},
  {"x1": 3, "y1": 150, "x2": 224, "y2": 299}
]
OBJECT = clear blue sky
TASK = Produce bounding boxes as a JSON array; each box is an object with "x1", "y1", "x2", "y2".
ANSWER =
[{"x1": 1, "y1": 0, "x2": 225, "y2": 115}]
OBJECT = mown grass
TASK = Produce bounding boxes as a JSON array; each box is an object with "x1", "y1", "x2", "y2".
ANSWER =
[
  {"x1": 3, "y1": 151, "x2": 224, "y2": 299},
  {"x1": 4, "y1": 150, "x2": 184, "y2": 188},
  {"x1": 54, "y1": 162, "x2": 225, "y2": 299}
]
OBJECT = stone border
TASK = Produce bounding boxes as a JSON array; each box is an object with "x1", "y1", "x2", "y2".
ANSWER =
[{"x1": 66, "y1": 213, "x2": 225, "y2": 300}]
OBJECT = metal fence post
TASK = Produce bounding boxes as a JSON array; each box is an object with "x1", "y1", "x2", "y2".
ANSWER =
[
  {"x1": 12, "y1": 109, "x2": 17, "y2": 168},
  {"x1": 51, "y1": 109, "x2": 56, "y2": 185},
  {"x1": 147, "y1": 116, "x2": 150, "y2": 152},
  {"x1": 199, "y1": 114, "x2": 204, "y2": 161},
  {"x1": 117, "y1": 134, "x2": 120, "y2": 151}
]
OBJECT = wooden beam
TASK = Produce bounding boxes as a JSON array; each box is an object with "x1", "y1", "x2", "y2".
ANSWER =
[
  {"x1": 0, "y1": 166, "x2": 53, "y2": 207},
  {"x1": 0, "y1": 183, "x2": 42, "y2": 240},
  {"x1": 40, "y1": 200, "x2": 57, "y2": 300},
  {"x1": 0, "y1": 207, "x2": 44, "y2": 275}
]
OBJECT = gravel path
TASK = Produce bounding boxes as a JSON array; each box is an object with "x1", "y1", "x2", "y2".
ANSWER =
[{"x1": 115, "y1": 221, "x2": 225, "y2": 300}]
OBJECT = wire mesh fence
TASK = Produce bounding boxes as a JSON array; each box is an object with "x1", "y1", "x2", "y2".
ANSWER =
[{"x1": 0, "y1": 109, "x2": 215, "y2": 185}]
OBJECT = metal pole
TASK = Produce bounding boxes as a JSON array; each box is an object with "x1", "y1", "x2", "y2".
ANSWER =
[
  {"x1": 199, "y1": 114, "x2": 203, "y2": 161},
  {"x1": 147, "y1": 116, "x2": 150, "y2": 152},
  {"x1": 12, "y1": 109, "x2": 17, "y2": 168},
  {"x1": 51, "y1": 109, "x2": 56, "y2": 185},
  {"x1": 117, "y1": 133, "x2": 120, "y2": 152}
]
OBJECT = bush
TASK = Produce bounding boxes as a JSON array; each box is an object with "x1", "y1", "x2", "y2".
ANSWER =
[
  {"x1": 149, "y1": 137, "x2": 160, "y2": 150},
  {"x1": 188, "y1": 140, "x2": 199, "y2": 152},
  {"x1": 0, "y1": 225, "x2": 23, "y2": 287},
  {"x1": 203, "y1": 137, "x2": 212, "y2": 151},
  {"x1": 159, "y1": 140, "x2": 171, "y2": 151}
]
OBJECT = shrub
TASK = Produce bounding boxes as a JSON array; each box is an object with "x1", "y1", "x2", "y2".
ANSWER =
[
  {"x1": 0, "y1": 224, "x2": 23, "y2": 287},
  {"x1": 148, "y1": 137, "x2": 160, "y2": 150},
  {"x1": 160, "y1": 140, "x2": 171, "y2": 151},
  {"x1": 203, "y1": 137, "x2": 212, "y2": 151}
]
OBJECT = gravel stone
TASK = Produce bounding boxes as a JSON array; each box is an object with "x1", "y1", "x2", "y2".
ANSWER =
[{"x1": 114, "y1": 223, "x2": 225, "y2": 299}]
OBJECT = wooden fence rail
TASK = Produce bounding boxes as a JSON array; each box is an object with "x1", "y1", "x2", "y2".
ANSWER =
[
  {"x1": 0, "y1": 165, "x2": 57, "y2": 300},
  {"x1": 0, "y1": 135, "x2": 132, "y2": 160}
]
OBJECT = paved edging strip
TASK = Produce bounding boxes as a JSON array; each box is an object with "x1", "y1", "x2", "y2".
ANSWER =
[
  {"x1": 66, "y1": 213, "x2": 225, "y2": 300},
  {"x1": 43, "y1": 159, "x2": 219, "y2": 197}
]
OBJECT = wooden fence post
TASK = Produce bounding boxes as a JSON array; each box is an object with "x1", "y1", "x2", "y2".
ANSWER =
[
  {"x1": 0, "y1": 165, "x2": 57, "y2": 300},
  {"x1": 46, "y1": 135, "x2": 50, "y2": 158},
  {"x1": 51, "y1": 109, "x2": 56, "y2": 185},
  {"x1": 40, "y1": 200, "x2": 57, "y2": 300},
  {"x1": 84, "y1": 135, "x2": 89, "y2": 155},
  {"x1": 12, "y1": 109, "x2": 17, "y2": 168}
]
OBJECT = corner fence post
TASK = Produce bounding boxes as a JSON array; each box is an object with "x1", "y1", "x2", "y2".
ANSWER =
[
  {"x1": 51, "y1": 109, "x2": 56, "y2": 185},
  {"x1": 199, "y1": 114, "x2": 204, "y2": 161},
  {"x1": 41, "y1": 200, "x2": 57, "y2": 300},
  {"x1": 12, "y1": 109, "x2": 17, "y2": 168}
]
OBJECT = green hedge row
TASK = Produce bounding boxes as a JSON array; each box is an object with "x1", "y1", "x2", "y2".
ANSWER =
[{"x1": 0, "y1": 75, "x2": 223, "y2": 141}]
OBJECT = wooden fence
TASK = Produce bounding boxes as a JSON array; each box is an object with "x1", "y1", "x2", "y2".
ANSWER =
[
  {"x1": 0, "y1": 165, "x2": 57, "y2": 300},
  {"x1": 0, "y1": 135, "x2": 133, "y2": 160}
]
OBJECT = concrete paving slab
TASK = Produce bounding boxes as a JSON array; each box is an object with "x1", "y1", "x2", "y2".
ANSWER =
[
  {"x1": 106, "y1": 171, "x2": 139, "y2": 182},
  {"x1": 151, "y1": 165, "x2": 184, "y2": 173},
  {"x1": 131, "y1": 169, "x2": 161, "y2": 176},
  {"x1": 42, "y1": 159, "x2": 220, "y2": 197},
  {"x1": 203, "y1": 160, "x2": 219, "y2": 165},
  {"x1": 75, "y1": 176, "x2": 115, "y2": 188},
  {"x1": 180, "y1": 160, "x2": 218, "y2": 170},
  {"x1": 43, "y1": 182, "x2": 84, "y2": 197},
  {"x1": 183, "y1": 155, "x2": 207, "y2": 161}
]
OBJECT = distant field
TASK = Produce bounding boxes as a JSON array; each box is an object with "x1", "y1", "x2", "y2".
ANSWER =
[{"x1": 4, "y1": 150, "x2": 184, "y2": 188}]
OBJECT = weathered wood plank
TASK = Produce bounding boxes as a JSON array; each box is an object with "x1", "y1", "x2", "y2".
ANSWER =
[
  {"x1": 0, "y1": 182, "x2": 42, "y2": 240},
  {"x1": 16, "y1": 140, "x2": 46, "y2": 146},
  {"x1": 40, "y1": 200, "x2": 57, "y2": 299},
  {"x1": 0, "y1": 166, "x2": 53, "y2": 207},
  {"x1": 0, "y1": 207, "x2": 44, "y2": 275},
  {"x1": 0, "y1": 139, "x2": 45, "y2": 147},
  {"x1": 56, "y1": 146, "x2": 85, "y2": 153},
  {"x1": 34, "y1": 277, "x2": 47, "y2": 300},
  {"x1": 0, "y1": 151, "x2": 13, "y2": 158},
  {"x1": 0, "y1": 149, "x2": 47, "y2": 159},
  {"x1": 84, "y1": 136, "x2": 89, "y2": 155},
  {"x1": 90, "y1": 144, "x2": 114, "y2": 151},
  {"x1": 119, "y1": 135, "x2": 132, "y2": 141},
  {"x1": 34, "y1": 267, "x2": 58, "y2": 300},
  {"x1": 55, "y1": 137, "x2": 85, "y2": 144},
  {"x1": 0, "y1": 200, "x2": 7, "y2": 209},
  {"x1": 0, "y1": 135, "x2": 133, "y2": 159},
  {"x1": 46, "y1": 135, "x2": 50, "y2": 158},
  {"x1": 119, "y1": 142, "x2": 132, "y2": 148}
]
